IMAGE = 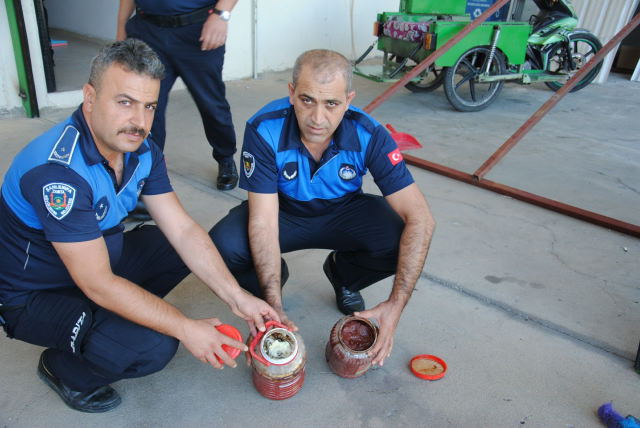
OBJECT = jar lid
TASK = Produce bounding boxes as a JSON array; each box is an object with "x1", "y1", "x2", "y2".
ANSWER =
[
  {"x1": 409, "y1": 354, "x2": 447, "y2": 380},
  {"x1": 215, "y1": 324, "x2": 243, "y2": 364}
]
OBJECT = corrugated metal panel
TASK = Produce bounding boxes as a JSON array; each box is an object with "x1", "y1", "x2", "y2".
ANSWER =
[{"x1": 571, "y1": 0, "x2": 640, "y2": 82}]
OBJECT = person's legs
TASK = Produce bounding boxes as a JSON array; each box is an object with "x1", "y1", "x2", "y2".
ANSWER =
[
  {"x1": 168, "y1": 23, "x2": 238, "y2": 190},
  {"x1": 209, "y1": 201, "x2": 305, "y2": 297},
  {"x1": 314, "y1": 194, "x2": 406, "y2": 290},
  {"x1": 4, "y1": 225, "x2": 189, "y2": 409}
]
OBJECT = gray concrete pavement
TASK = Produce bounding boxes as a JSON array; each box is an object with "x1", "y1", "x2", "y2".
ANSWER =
[{"x1": 0, "y1": 67, "x2": 639, "y2": 427}]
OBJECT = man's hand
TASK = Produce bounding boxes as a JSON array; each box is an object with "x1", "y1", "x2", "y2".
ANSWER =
[
  {"x1": 116, "y1": 25, "x2": 127, "y2": 41},
  {"x1": 178, "y1": 317, "x2": 248, "y2": 369},
  {"x1": 354, "y1": 299, "x2": 404, "y2": 366},
  {"x1": 227, "y1": 290, "x2": 281, "y2": 337},
  {"x1": 200, "y1": 14, "x2": 227, "y2": 51}
]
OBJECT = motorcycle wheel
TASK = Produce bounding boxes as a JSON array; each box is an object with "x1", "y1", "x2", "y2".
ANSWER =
[
  {"x1": 394, "y1": 56, "x2": 445, "y2": 93},
  {"x1": 443, "y1": 46, "x2": 506, "y2": 112},
  {"x1": 544, "y1": 32, "x2": 603, "y2": 92}
]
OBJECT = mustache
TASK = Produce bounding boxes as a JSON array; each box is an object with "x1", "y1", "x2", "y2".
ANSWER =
[{"x1": 117, "y1": 126, "x2": 147, "y2": 137}]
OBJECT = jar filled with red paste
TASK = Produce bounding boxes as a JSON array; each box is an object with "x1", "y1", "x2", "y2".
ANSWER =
[
  {"x1": 250, "y1": 321, "x2": 306, "y2": 400},
  {"x1": 325, "y1": 316, "x2": 378, "y2": 378}
]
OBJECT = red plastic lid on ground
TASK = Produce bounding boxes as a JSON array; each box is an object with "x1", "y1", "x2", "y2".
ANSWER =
[
  {"x1": 410, "y1": 354, "x2": 447, "y2": 380},
  {"x1": 215, "y1": 324, "x2": 243, "y2": 364}
]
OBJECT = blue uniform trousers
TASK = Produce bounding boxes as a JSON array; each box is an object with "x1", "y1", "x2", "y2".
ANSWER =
[
  {"x1": 1, "y1": 225, "x2": 190, "y2": 392},
  {"x1": 125, "y1": 15, "x2": 236, "y2": 163},
  {"x1": 209, "y1": 194, "x2": 406, "y2": 296}
]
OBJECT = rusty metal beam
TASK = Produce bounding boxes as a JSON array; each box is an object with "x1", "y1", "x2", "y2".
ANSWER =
[
  {"x1": 363, "y1": 0, "x2": 511, "y2": 115},
  {"x1": 473, "y1": 11, "x2": 640, "y2": 181},
  {"x1": 403, "y1": 154, "x2": 640, "y2": 238}
]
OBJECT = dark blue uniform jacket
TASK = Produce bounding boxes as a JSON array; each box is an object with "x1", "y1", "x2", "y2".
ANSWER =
[
  {"x1": 240, "y1": 97, "x2": 415, "y2": 218},
  {"x1": 0, "y1": 106, "x2": 172, "y2": 306}
]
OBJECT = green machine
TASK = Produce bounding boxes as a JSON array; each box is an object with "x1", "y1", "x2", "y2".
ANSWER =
[{"x1": 354, "y1": 0, "x2": 603, "y2": 111}]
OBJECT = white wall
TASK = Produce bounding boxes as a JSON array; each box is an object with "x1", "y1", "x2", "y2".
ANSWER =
[
  {"x1": 0, "y1": 4, "x2": 24, "y2": 115},
  {"x1": 2, "y1": 0, "x2": 398, "y2": 111}
]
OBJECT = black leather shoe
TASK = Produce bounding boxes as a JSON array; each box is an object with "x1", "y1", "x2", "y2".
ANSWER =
[
  {"x1": 217, "y1": 162, "x2": 239, "y2": 191},
  {"x1": 37, "y1": 350, "x2": 121, "y2": 413},
  {"x1": 281, "y1": 258, "x2": 289, "y2": 288},
  {"x1": 323, "y1": 251, "x2": 365, "y2": 315},
  {"x1": 128, "y1": 199, "x2": 152, "y2": 221}
]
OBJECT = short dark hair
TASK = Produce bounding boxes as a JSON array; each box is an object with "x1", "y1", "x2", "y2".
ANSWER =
[
  {"x1": 89, "y1": 39, "x2": 165, "y2": 91},
  {"x1": 292, "y1": 50, "x2": 353, "y2": 94}
]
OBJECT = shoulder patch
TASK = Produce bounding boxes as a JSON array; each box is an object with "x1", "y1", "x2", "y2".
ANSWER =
[
  {"x1": 387, "y1": 148, "x2": 404, "y2": 166},
  {"x1": 43, "y1": 182, "x2": 77, "y2": 220},
  {"x1": 47, "y1": 125, "x2": 79, "y2": 167},
  {"x1": 243, "y1": 151, "x2": 255, "y2": 178}
]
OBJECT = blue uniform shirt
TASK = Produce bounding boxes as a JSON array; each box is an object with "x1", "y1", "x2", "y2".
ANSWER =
[
  {"x1": 0, "y1": 106, "x2": 173, "y2": 305},
  {"x1": 240, "y1": 97, "x2": 414, "y2": 217},
  {"x1": 135, "y1": 0, "x2": 216, "y2": 16}
]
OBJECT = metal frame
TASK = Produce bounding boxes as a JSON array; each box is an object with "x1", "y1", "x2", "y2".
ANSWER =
[{"x1": 363, "y1": 5, "x2": 640, "y2": 239}]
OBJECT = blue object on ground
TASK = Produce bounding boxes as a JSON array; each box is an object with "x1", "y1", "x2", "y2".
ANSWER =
[{"x1": 598, "y1": 403, "x2": 640, "y2": 428}]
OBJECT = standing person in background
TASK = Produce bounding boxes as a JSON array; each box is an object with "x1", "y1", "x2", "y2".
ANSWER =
[{"x1": 117, "y1": 0, "x2": 239, "y2": 219}]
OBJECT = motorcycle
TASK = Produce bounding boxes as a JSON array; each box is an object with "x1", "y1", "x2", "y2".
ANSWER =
[{"x1": 353, "y1": 0, "x2": 604, "y2": 112}]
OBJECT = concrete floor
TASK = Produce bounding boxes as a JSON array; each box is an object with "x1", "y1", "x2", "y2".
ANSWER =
[{"x1": 0, "y1": 66, "x2": 639, "y2": 427}]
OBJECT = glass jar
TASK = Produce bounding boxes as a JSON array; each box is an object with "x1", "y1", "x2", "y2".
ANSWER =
[
  {"x1": 250, "y1": 321, "x2": 306, "y2": 400},
  {"x1": 325, "y1": 315, "x2": 378, "y2": 379}
]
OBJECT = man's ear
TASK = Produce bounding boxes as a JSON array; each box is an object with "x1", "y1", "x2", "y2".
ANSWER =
[
  {"x1": 346, "y1": 90, "x2": 356, "y2": 107},
  {"x1": 83, "y1": 83, "x2": 96, "y2": 112},
  {"x1": 288, "y1": 82, "x2": 295, "y2": 104}
]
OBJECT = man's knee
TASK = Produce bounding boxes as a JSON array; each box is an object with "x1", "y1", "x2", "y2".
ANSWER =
[
  {"x1": 82, "y1": 315, "x2": 179, "y2": 379},
  {"x1": 208, "y1": 204, "x2": 253, "y2": 270}
]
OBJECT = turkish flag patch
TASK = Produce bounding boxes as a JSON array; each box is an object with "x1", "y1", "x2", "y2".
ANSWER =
[{"x1": 387, "y1": 148, "x2": 403, "y2": 166}]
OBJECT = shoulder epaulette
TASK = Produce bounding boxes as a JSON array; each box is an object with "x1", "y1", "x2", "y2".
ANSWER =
[{"x1": 47, "y1": 125, "x2": 79, "y2": 167}]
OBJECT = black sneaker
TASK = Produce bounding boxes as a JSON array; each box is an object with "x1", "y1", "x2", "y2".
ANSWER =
[
  {"x1": 217, "y1": 162, "x2": 239, "y2": 191},
  {"x1": 323, "y1": 251, "x2": 365, "y2": 315},
  {"x1": 37, "y1": 350, "x2": 122, "y2": 413},
  {"x1": 281, "y1": 258, "x2": 289, "y2": 288}
]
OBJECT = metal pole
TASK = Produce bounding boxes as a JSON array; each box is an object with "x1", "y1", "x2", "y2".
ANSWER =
[
  {"x1": 403, "y1": 154, "x2": 640, "y2": 238},
  {"x1": 363, "y1": 0, "x2": 511, "y2": 114},
  {"x1": 473, "y1": 11, "x2": 640, "y2": 181}
]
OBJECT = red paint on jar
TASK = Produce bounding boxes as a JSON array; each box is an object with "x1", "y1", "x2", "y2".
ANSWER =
[
  {"x1": 326, "y1": 316, "x2": 378, "y2": 379},
  {"x1": 251, "y1": 365, "x2": 306, "y2": 400}
]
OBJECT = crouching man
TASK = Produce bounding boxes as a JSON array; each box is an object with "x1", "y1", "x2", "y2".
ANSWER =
[{"x1": 0, "y1": 40, "x2": 278, "y2": 413}]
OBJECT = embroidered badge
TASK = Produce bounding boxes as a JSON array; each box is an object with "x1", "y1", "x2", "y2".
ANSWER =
[
  {"x1": 338, "y1": 163, "x2": 357, "y2": 181},
  {"x1": 243, "y1": 151, "x2": 255, "y2": 178},
  {"x1": 42, "y1": 182, "x2": 76, "y2": 220},
  {"x1": 387, "y1": 148, "x2": 404, "y2": 166},
  {"x1": 94, "y1": 196, "x2": 109, "y2": 222},
  {"x1": 137, "y1": 178, "x2": 146, "y2": 197},
  {"x1": 282, "y1": 162, "x2": 298, "y2": 181}
]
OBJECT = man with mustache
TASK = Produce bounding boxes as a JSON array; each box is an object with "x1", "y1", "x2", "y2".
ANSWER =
[
  {"x1": 0, "y1": 40, "x2": 278, "y2": 413},
  {"x1": 210, "y1": 50, "x2": 435, "y2": 368}
]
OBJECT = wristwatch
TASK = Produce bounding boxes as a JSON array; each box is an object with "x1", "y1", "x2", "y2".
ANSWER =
[{"x1": 212, "y1": 8, "x2": 230, "y2": 21}]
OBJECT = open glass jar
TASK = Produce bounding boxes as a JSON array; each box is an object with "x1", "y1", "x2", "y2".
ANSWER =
[
  {"x1": 325, "y1": 315, "x2": 378, "y2": 378},
  {"x1": 250, "y1": 321, "x2": 306, "y2": 400}
]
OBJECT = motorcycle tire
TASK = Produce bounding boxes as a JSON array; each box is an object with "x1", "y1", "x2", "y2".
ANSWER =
[
  {"x1": 395, "y1": 56, "x2": 445, "y2": 93},
  {"x1": 443, "y1": 46, "x2": 506, "y2": 112},
  {"x1": 544, "y1": 32, "x2": 603, "y2": 92}
]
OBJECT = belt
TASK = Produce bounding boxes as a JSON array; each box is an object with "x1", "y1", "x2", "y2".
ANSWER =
[{"x1": 137, "y1": 4, "x2": 218, "y2": 28}]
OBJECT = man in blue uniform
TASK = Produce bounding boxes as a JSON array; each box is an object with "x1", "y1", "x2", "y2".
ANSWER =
[
  {"x1": 117, "y1": 0, "x2": 239, "y2": 220},
  {"x1": 210, "y1": 50, "x2": 436, "y2": 367},
  {"x1": 0, "y1": 40, "x2": 278, "y2": 413}
]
